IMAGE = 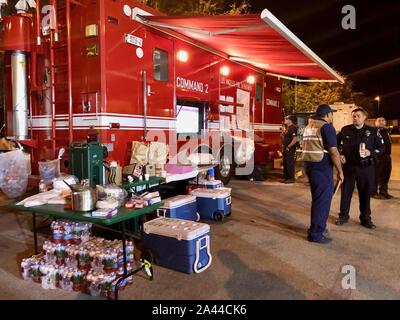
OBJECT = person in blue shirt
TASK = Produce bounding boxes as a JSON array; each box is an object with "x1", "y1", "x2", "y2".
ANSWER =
[{"x1": 302, "y1": 105, "x2": 344, "y2": 244}]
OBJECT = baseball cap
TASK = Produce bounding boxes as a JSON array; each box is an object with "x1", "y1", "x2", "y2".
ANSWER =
[
  {"x1": 284, "y1": 115, "x2": 297, "y2": 123},
  {"x1": 315, "y1": 104, "x2": 337, "y2": 116}
]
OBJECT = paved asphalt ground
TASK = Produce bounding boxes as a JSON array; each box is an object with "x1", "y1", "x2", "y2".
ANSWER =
[{"x1": 0, "y1": 141, "x2": 399, "y2": 300}]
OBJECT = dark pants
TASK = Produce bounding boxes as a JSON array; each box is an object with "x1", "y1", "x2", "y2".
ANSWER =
[
  {"x1": 373, "y1": 155, "x2": 392, "y2": 196},
  {"x1": 283, "y1": 147, "x2": 296, "y2": 180},
  {"x1": 306, "y1": 165, "x2": 334, "y2": 241},
  {"x1": 339, "y1": 164, "x2": 374, "y2": 223}
]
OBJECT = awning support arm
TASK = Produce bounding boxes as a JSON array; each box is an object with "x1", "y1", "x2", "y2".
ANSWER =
[
  {"x1": 135, "y1": 15, "x2": 268, "y2": 36},
  {"x1": 265, "y1": 72, "x2": 339, "y2": 83}
]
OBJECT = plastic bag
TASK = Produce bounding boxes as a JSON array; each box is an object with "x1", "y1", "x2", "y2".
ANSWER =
[
  {"x1": 233, "y1": 136, "x2": 255, "y2": 165},
  {"x1": 96, "y1": 184, "x2": 127, "y2": 207},
  {"x1": 38, "y1": 159, "x2": 60, "y2": 181},
  {"x1": 0, "y1": 150, "x2": 30, "y2": 198},
  {"x1": 148, "y1": 142, "x2": 168, "y2": 165},
  {"x1": 53, "y1": 174, "x2": 79, "y2": 191},
  {"x1": 187, "y1": 153, "x2": 215, "y2": 165},
  {"x1": 38, "y1": 148, "x2": 64, "y2": 181}
]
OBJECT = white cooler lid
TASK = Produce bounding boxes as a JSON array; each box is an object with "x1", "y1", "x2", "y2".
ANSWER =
[
  {"x1": 143, "y1": 217, "x2": 210, "y2": 240},
  {"x1": 189, "y1": 179, "x2": 222, "y2": 186},
  {"x1": 190, "y1": 187, "x2": 231, "y2": 198},
  {"x1": 160, "y1": 195, "x2": 196, "y2": 209}
]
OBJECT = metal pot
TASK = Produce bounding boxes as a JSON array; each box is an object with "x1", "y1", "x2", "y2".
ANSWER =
[{"x1": 70, "y1": 184, "x2": 97, "y2": 212}]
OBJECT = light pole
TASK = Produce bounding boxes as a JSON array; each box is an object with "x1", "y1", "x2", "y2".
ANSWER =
[{"x1": 375, "y1": 96, "x2": 380, "y2": 116}]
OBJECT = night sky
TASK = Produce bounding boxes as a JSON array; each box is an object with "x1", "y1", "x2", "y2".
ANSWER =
[{"x1": 250, "y1": 0, "x2": 400, "y2": 119}]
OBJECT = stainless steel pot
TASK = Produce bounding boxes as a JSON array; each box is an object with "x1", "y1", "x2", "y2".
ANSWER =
[{"x1": 70, "y1": 184, "x2": 97, "y2": 212}]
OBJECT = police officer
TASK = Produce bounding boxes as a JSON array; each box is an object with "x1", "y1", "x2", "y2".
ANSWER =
[
  {"x1": 372, "y1": 117, "x2": 393, "y2": 199},
  {"x1": 282, "y1": 115, "x2": 297, "y2": 184},
  {"x1": 302, "y1": 105, "x2": 344, "y2": 244},
  {"x1": 336, "y1": 108, "x2": 385, "y2": 229}
]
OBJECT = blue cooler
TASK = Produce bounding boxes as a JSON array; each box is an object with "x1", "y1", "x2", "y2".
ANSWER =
[
  {"x1": 142, "y1": 217, "x2": 212, "y2": 274},
  {"x1": 189, "y1": 179, "x2": 223, "y2": 189},
  {"x1": 190, "y1": 187, "x2": 232, "y2": 221},
  {"x1": 157, "y1": 195, "x2": 199, "y2": 221}
]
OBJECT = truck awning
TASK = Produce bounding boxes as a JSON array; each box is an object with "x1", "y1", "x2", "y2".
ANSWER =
[{"x1": 135, "y1": 9, "x2": 344, "y2": 83}]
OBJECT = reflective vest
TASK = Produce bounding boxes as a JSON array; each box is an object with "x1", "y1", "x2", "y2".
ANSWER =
[{"x1": 301, "y1": 119, "x2": 328, "y2": 162}]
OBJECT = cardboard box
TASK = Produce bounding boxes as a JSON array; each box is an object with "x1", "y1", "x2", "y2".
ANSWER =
[{"x1": 122, "y1": 163, "x2": 143, "y2": 178}]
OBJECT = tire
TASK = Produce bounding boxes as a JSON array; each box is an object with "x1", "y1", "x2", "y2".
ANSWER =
[
  {"x1": 215, "y1": 146, "x2": 235, "y2": 185},
  {"x1": 141, "y1": 249, "x2": 154, "y2": 264},
  {"x1": 213, "y1": 211, "x2": 224, "y2": 222}
]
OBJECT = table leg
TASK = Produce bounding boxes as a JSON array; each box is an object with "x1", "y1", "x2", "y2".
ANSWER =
[
  {"x1": 121, "y1": 221, "x2": 128, "y2": 276},
  {"x1": 32, "y1": 212, "x2": 38, "y2": 255},
  {"x1": 114, "y1": 261, "x2": 153, "y2": 300},
  {"x1": 114, "y1": 221, "x2": 128, "y2": 300}
]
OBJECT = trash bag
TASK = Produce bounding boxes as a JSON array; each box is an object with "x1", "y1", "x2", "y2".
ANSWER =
[{"x1": 0, "y1": 150, "x2": 30, "y2": 198}]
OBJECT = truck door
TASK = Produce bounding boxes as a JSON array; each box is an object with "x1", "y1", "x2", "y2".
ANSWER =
[{"x1": 142, "y1": 31, "x2": 174, "y2": 122}]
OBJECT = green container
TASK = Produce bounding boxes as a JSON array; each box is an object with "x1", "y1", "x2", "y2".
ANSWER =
[{"x1": 70, "y1": 142, "x2": 104, "y2": 187}]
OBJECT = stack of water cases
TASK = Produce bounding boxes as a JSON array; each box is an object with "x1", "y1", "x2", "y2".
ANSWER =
[
  {"x1": 190, "y1": 187, "x2": 232, "y2": 221},
  {"x1": 156, "y1": 195, "x2": 199, "y2": 221},
  {"x1": 142, "y1": 217, "x2": 212, "y2": 274}
]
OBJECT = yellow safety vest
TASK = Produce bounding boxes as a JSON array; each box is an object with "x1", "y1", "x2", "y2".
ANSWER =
[{"x1": 301, "y1": 119, "x2": 328, "y2": 162}]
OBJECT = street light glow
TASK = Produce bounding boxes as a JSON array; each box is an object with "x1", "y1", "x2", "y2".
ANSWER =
[{"x1": 375, "y1": 96, "x2": 380, "y2": 101}]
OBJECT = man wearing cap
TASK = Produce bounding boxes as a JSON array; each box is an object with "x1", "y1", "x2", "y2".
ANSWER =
[
  {"x1": 335, "y1": 108, "x2": 385, "y2": 229},
  {"x1": 282, "y1": 115, "x2": 298, "y2": 183},
  {"x1": 302, "y1": 104, "x2": 344, "y2": 244}
]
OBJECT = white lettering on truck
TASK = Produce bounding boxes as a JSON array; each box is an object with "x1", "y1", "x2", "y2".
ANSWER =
[{"x1": 176, "y1": 77, "x2": 208, "y2": 93}]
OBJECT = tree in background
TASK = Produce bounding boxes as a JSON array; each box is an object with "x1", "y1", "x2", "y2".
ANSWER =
[
  {"x1": 282, "y1": 74, "x2": 375, "y2": 116},
  {"x1": 140, "y1": 0, "x2": 251, "y2": 16}
]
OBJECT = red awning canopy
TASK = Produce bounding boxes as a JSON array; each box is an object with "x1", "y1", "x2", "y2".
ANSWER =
[{"x1": 135, "y1": 9, "x2": 344, "y2": 83}]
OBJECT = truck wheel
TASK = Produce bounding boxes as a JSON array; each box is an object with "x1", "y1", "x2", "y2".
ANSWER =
[
  {"x1": 141, "y1": 249, "x2": 154, "y2": 265},
  {"x1": 213, "y1": 211, "x2": 224, "y2": 222},
  {"x1": 215, "y1": 146, "x2": 234, "y2": 185}
]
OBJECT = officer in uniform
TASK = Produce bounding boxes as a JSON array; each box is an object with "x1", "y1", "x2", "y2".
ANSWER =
[
  {"x1": 282, "y1": 115, "x2": 297, "y2": 184},
  {"x1": 372, "y1": 117, "x2": 393, "y2": 199},
  {"x1": 336, "y1": 108, "x2": 385, "y2": 229},
  {"x1": 302, "y1": 105, "x2": 344, "y2": 244}
]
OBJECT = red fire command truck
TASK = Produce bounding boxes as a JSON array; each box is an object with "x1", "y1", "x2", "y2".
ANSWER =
[{"x1": 0, "y1": 0, "x2": 343, "y2": 184}]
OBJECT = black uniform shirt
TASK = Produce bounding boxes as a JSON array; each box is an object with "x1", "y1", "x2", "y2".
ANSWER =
[
  {"x1": 337, "y1": 124, "x2": 385, "y2": 165},
  {"x1": 378, "y1": 128, "x2": 392, "y2": 155},
  {"x1": 283, "y1": 124, "x2": 297, "y2": 147}
]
